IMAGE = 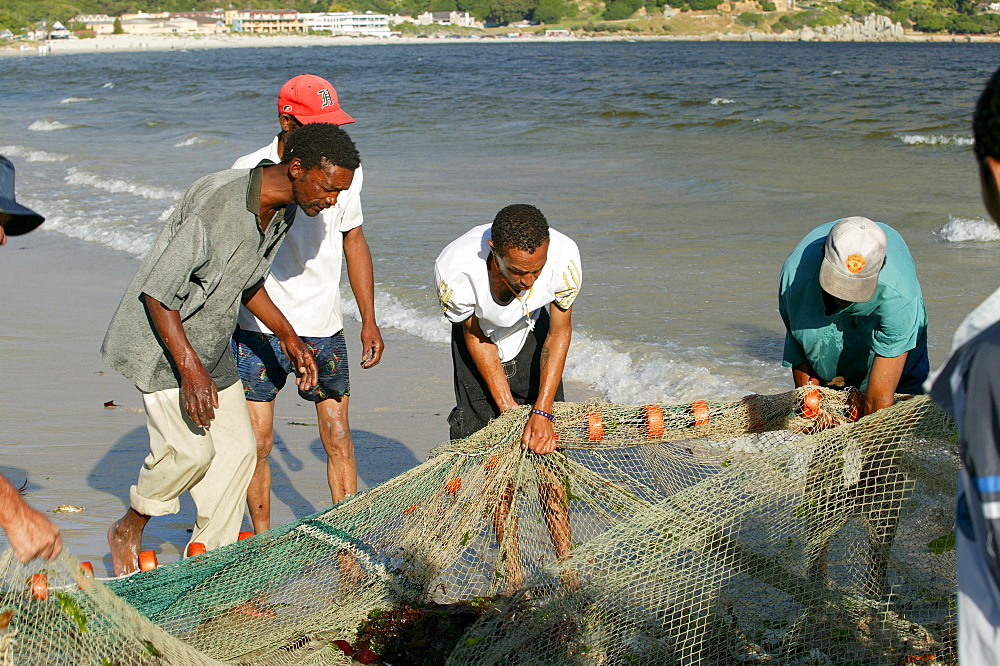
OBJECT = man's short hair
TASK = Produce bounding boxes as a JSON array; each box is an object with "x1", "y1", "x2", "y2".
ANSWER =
[
  {"x1": 974, "y1": 67, "x2": 1000, "y2": 163},
  {"x1": 282, "y1": 122, "x2": 361, "y2": 172},
  {"x1": 491, "y1": 204, "x2": 549, "y2": 255}
]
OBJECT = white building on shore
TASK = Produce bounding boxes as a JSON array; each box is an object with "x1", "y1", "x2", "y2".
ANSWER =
[
  {"x1": 413, "y1": 11, "x2": 483, "y2": 28},
  {"x1": 299, "y1": 12, "x2": 392, "y2": 36}
]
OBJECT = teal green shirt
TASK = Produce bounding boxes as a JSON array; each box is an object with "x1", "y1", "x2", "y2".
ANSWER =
[{"x1": 778, "y1": 221, "x2": 929, "y2": 393}]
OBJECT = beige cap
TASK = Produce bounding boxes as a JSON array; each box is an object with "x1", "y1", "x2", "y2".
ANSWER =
[{"x1": 818, "y1": 216, "x2": 887, "y2": 303}]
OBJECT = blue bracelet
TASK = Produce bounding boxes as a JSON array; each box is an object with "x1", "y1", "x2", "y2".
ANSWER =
[{"x1": 531, "y1": 408, "x2": 555, "y2": 422}]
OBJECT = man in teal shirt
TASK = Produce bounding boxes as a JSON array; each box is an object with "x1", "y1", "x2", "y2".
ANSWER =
[
  {"x1": 779, "y1": 216, "x2": 929, "y2": 418},
  {"x1": 781, "y1": 216, "x2": 929, "y2": 597}
]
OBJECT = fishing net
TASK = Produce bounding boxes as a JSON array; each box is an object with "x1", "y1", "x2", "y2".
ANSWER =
[{"x1": 0, "y1": 388, "x2": 958, "y2": 665}]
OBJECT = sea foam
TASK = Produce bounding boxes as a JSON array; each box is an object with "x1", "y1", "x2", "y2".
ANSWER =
[
  {"x1": 174, "y1": 135, "x2": 214, "y2": 148},
  {"x1": 0, "y1": 145, "x2": 69, "y2": 162},
  {"x1": 60, "y1": 97, "x2": 97, "y2": 104},
  {"x1": 710, "y1": 97, "x2": 736, "y2": 105},
  {"x1": 896, "y1": 133, "x2": 974, "y2": 147},
  {"x1": 65, "y1": 167, "x2": 182, "y2": 201},
  {"x1": 30, "y1": 203, "x2": 159, "y2": 258},
  {"x1": 937, "y1": 216, "x2": 1000, "y2": 243},
  {"x1": 28, "y1": 120, "x2": 76, "y2": 131},
  {"x1": 341, "y1": 291, "x2": 748, "y2": 404}
]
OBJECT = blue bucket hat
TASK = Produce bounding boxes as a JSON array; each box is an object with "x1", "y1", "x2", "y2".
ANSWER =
[{"x1": 0, "y1": 155, "x2": 44, "y2": 236}]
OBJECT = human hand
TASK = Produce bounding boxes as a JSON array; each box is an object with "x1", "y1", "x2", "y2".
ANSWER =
[
  {"x1": 6, "y1": 497, "x2": 62, "y2": 563},
  {"x1": 278, "y1": 335, "x2": 318, "y2": 390},
  {"x1": 523, "y1": 413, "x2": 559, "y2": 455},
  {"x1": 180, "y1": 364, "x2": 218, "y2": 428},
  {"x1": 359, "y1": 323, "x2": 384, "y2": 369}
]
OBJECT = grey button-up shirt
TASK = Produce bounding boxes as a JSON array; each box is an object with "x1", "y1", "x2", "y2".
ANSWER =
[{"x1": 102, "y1": 166, "x2": 295, "y2": 393}]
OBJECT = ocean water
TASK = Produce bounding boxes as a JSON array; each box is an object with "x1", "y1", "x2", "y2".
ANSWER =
[{"x1": 2, "y1": 41, "x2": 998, "y2": 404}]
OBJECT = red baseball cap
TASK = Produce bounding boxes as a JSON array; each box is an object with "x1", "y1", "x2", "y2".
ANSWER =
[{"x1": 277, "y1": 74, "x2": 354, "y2": 125}]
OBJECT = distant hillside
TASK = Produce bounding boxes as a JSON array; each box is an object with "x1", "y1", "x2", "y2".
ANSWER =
[{"x1": 1, "y1": 0, "x2": 996, "y2": 36}]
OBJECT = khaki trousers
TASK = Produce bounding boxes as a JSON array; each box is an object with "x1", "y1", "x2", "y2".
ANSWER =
[{"x1": 130, "y1": 382, "x2": 255, "y2": 550}]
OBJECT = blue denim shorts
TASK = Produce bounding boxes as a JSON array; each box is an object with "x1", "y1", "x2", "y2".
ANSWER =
[{"x1": 232, "y1": 328, "x2": 350, "y2": 403}]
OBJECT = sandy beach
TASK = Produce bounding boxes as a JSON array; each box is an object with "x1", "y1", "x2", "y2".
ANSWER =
[
  {"x1": 2, "y1": 27, "x2": 997, "y2": 59},
  {"x1": 0, "y1": 228, "x2": 598, "y2": 576}
]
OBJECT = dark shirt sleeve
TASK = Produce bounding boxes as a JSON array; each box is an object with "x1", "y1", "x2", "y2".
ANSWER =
[
  {"x1": 138, "y1": 212, "x2": 208, "y2": 311},
  {"x1": 960, "y1": 337, "x2": 1000, "y2": 591}
]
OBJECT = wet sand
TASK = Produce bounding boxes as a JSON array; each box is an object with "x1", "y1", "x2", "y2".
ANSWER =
[{"x1": 0, "y1": 229, "x2": 598, "y2": 576}]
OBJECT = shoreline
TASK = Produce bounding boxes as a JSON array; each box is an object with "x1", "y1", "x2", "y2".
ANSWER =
[{"x1": 2, "y1": 29, "x2": 998, "y2": 58}]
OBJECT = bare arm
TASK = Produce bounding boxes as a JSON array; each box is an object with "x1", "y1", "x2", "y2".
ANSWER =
[
  {"x1": 863, "y1": 351, "x2": 908, "y2": 416},
  {"x1": 0, "y1": 475, "x2": 61, "y2": 563},
  {"x1": 242, "y1": 286, "x2": 318, "y2": 391},
  {"x1": 144, "y1": 294, "x2": 218, "y2": 428},
  {"x1": 791, "y1": 363, "x2": 821, "y2": 388},
  {"x1": 522, "y1": 304, "x2": 573, "y2": 455},
  {"x1": 461, "y1": 314, "x2": 518, "y2": 413},
  {"x1": 343, "y1": 226, "x2": 384, "y2": 369}
]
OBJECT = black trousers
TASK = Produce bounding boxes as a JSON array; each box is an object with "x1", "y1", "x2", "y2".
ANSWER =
[{"x1": 448, "y1": 308, "x2": 565, "y2": 440}]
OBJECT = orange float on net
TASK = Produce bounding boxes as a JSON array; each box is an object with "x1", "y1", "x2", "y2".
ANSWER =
[
  {"x1": 403, "y1": 504, "x2": 418, "y2": 515},
  {"x1": 187, "y1": 542, "x2": 207, "y2": 557},
  {"x1": 484, "y1": 454, "x2": 503, "y2": 470},
  {"x1": 138, "y1": 550, "x2": 158, "y2": 572},
  {"x1": 77, "y1": 562, "x2": 95, "y2": 590},
  {"x1": 802, "y1": 389, "x2": 822, "y2": 420},
  {"x1": 238, "y1": 531, "x2": 255, "y2": 541},
  {"x1": 587, "y1": 411, "x2": 604, "y2": 442},
  {"x1": 691, "y1": 400, "x2": 710, "y2": 427},
  {"x1": 644, "y1": 404, "x2": 665, "y2": 438},
  {"x1": 445, "y1": 476, "x2": 462, "y2": 494},
  {"x1": 29, "y1": 573, "x2": 48, "y2": 600}
]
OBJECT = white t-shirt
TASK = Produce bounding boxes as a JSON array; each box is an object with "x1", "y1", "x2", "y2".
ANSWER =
[
  {"x1": 232, "y1": 136, "x2": 364, "y2": 337},
  {"x1": 435, "y1": 224, "x2": 582, "y2": 362}
]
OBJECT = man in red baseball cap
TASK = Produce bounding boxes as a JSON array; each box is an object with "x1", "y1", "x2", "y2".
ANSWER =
[
  {"x1": 277, "y1": 74, "x2": 354, "y2": 125},
  {"x1": 231, "y1": 75, "x2": 383, "y2": 533}
]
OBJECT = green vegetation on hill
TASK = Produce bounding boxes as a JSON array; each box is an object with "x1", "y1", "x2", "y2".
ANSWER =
[{"x1": 1, "y1": 0, "x2": 999, "y2": 36}]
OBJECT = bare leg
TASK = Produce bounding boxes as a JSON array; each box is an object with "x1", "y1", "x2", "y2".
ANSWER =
[
  {"x1": 245, "y1": 400, "x2": 275, "y2": 534},
  {"x1": 316, "y1": 396, "x2": 357, "y2": 504},
  {"x1": 538, "y1": 467, "x2": 577, "y2": 590},
  {"x1": 494, "y1": 481, "x2": 524, "y2": 593},
  {"x1": 108, "y1": 507, "x2": 150, "y2": 576},
  {"x1": 538, "y1": 473, "x2": 571, "y2": 561}
]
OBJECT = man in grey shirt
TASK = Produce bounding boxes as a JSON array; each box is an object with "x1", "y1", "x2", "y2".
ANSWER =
[
  {"x1": 928, "y1": 67, "x2": 1000, "y2": 663},
  {"x1": 102, "y1": 123, "x2": 360, "y2": 576}
]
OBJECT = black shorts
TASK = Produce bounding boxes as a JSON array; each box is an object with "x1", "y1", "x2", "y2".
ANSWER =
[{"x1": 448, "y1": 308, "x2": 564, "y2": 440}]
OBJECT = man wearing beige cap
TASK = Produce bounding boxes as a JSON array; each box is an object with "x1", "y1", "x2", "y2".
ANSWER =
[
  {"x1": 780, "y1": 216, "x2": 929, "y2": 597},
  {"x1": 0, "y1": 155, "x2": 62, "y2": 563},
  {"x1": 779, "y1": 216, "x2": 929, "y2": 417},
  {"x1": 231, "y1": 74, "x2": 383, "y2": 532}
]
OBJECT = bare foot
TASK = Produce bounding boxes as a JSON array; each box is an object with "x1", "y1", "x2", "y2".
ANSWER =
[
  {"x1": 230, "y1": 597, "x2": 278, "y2": 618},
  {"x1": 108, "y1": 509, "x2": 149, "y2": 576},
  {"x1": 337, "y1": 550, "x2": 365, "y2": 586}
]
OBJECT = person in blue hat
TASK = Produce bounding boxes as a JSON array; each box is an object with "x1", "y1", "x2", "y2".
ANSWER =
[
  {"x1": 0, "y1": 155, "x2": 44, "y2": 245},
  {"x1": 0, "y1": 155, "x2": 62, "y2": 562}
]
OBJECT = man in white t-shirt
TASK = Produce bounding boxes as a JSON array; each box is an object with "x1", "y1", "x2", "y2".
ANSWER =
[
  {"x1": 435, "y1": 203, "x2": 582, "y2": 589},
  {"x1": 231, "y1": 74, "x2": 384, "y2": 533}
]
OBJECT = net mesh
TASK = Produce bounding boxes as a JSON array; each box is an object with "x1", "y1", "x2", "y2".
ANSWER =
[{"x1": 0, "y1": 387, "x2": 958, "y2": 664}]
